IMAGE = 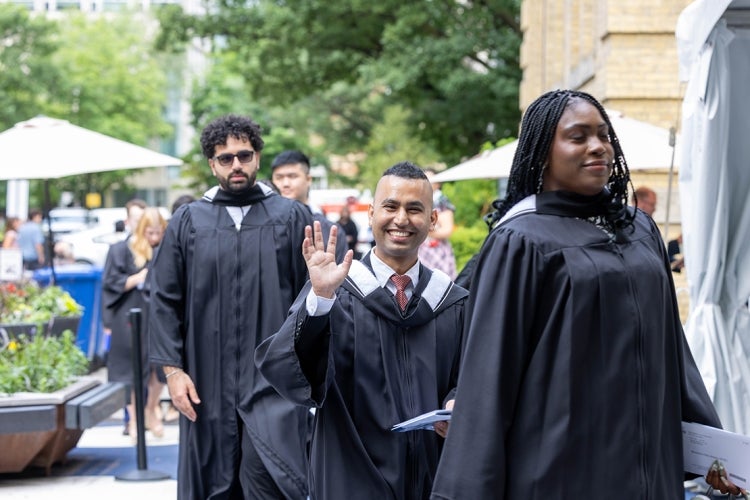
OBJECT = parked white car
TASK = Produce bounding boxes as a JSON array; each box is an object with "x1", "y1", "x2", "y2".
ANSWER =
[
  {"x1": 57, "y1": 206, "x2": 170, "y2": 268},
  {"x1": 42, "y1": 207, "x2": 96, "y2": 235},
  {"x1": 57, "y1": 225, "x2": 127, "y2": 268}
]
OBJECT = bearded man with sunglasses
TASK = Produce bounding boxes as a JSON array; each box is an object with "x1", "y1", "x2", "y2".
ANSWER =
[{"x1": 149, "y1": 114, "x2": 312, "y2": 499}]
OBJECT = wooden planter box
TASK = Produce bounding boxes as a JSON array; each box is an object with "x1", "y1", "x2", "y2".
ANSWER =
[{"x1": 0, "y1": 376, "x2": 126, "y2": 475}]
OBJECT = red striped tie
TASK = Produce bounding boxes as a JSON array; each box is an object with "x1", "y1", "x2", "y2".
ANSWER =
[{"x1": 390, "y1": 274, "x2": 411, "y2": 312}]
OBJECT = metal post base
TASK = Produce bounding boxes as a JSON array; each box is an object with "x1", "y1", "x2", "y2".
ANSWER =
[{"x1": 115, "y1": 469, "x2": 171, "y2": 481}]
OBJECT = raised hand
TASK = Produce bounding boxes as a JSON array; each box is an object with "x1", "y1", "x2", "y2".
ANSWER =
[{"x1": 303, "y1": 221, "x2": 354, "y2": 299}]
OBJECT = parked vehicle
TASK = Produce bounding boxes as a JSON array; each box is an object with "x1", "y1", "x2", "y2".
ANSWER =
[
  {"x1": 56, "y1": 207, "x2": 170, "y2": 268},
  {"x1": 57, "y1": 225, "x2": 127, "y2": 268},
  {"x1": 42, "y1": 208, "x2": 95, "y2": 235}
]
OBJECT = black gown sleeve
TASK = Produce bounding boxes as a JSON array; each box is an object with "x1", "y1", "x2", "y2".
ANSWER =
[
  {"x1": 101, "y1": 241, "x2": 132, "y2": 329},
  {"x1": 431, "y1": 228, "x2": 546, "y2": 499},
  {"x1": 255, "y1": 281, "x2": 334, "y2": 407},
  {"x1": 648, "y1": 217, "x2": 721, "y2": 429},
  {"x1": 290, "y1": 203, "x2": 313, "y2": 295},
  {"x1": 148, "y1": 206, "x2": 189, "y2": 368}
]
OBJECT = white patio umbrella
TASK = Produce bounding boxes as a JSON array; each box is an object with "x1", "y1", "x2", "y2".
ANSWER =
[
  {"x1": 431, "y1": 140, "x2": 518, "y2": 183},
  {"x1": 0, "y1": 115, "x2": 182, "y2": 180},
  {"x1": 432, "y1": 108, "x2": 680, "y2": 183},
  {"x1": 0, "y1": 116, "x2": 183, "y2": 281}
]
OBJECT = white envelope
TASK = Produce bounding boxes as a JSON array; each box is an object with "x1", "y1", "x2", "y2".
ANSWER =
[{"x1": 682, "y1": 421, "x2": 750, "y2": 489}]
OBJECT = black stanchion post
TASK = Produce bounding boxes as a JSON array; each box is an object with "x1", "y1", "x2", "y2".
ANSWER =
[
  {"x1": 115, "y1": 307, "x2": 170, "y2": 482},
  {"x1": 131, "y1": 307, "x2": 147, "y2": 469}
]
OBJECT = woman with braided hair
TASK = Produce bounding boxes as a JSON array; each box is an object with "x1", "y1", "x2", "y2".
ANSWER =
[{"x1": 431, "y1": 90, "x2": 739, "y2": 499}]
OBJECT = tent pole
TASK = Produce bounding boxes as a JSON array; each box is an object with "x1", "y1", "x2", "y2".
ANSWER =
[{"x1": 663, "y1": 127, "x2": 677, "y2": 243}]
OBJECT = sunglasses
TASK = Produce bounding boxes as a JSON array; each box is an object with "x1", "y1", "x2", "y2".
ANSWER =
[{"x1": 213, "y1": 150, "x2": 255, "y2": 166}]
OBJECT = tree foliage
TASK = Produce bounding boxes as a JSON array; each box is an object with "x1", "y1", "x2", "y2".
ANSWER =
[
  {"x1": 1, "y1": 9, "x2": 174, "y2": 209},
  {"x1": 44, "y1": 12, "x2": 173, "y2": 202},
  {"x1": 179, "y1": 52, "x2": 320, "y2": 192},
  {"x1": 359, "y1": 105, "x2": 442, "y2": 189},
  {"x1": 156, "y1": 0, "x2": 522, "y2": 172},
  {"x1": 0, "y1": 5, "x2": 61, "y2": 130}
]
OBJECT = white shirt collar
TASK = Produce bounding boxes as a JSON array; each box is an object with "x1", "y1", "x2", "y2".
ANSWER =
[{"x1": 368, "y1": 249, "x2": 420, "y2": 290}]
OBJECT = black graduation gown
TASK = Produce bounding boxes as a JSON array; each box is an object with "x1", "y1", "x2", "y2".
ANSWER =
[
  {"x1": 311, "y1": 210, "x2": 348, "y2": 262},
  {"x1": 149, "y1": 186, "x2": 312, "y2": 500},
  {"x1": 256, "y1": 256, "x2": 469, "y2": 500},
  {"x1": 101, "y1": 239, "x2": 149, "y2": 387},
  {"x1": 338, "y1": 218, "x2": 359, "y2": 253},
  {"x1": 431, "y1": 193, "x2": 721, "y2": 500}
]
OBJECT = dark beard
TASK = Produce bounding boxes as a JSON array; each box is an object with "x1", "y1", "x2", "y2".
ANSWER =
[{"x1": 219, "y1": 171, "x2": 256, "y2": 192}]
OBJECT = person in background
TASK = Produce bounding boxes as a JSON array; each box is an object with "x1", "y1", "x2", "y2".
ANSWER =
[
  {"x1": 668, "y1": 233, "x2": 685, "y2": 272},
  {"x1": 170, "y1": 194, "x2": 196, "y2": 215},
  {"x1": 418, "y1": 169, "x2": 457, "y2": 279},
  {"x1": 256, "y1": 161, "x2": 468, "y2": 500},
  {"x1": 2, "y1": 217, "x2": 21, "y2": 249},
  {"x1": 104, "y1": 199, "x2": 146, "y2": 434},
  {"x1": 17, "y1": 209, "x2": 45, "y2": 270},
  {"x1": 337, "y1": 204, "x2": 361, "y2": 259},
  {"x1": 431, "y1": 89, "x2": 737, "y2": 499},
  {"x1": 271, "y1": 150, "x2": 347, "y2": 261},
  {"x1": 257, "y1": 178, "x2": 281, "y2": 194},
  {"x1": 101, "y1": 199, "x2": 155, "y2": 442},
  {"x1": 129, "y1": 207, "x2": 169, "y2": 439},
  {"x1": 149, "y1": 114, "x2": 312, "y2": 500},
  {"x1": 632, "y1": 184, "x2": 657, "y2": 217},
  {"x1": 53, "y1": 241, "x2": 75, "y2": 266}
]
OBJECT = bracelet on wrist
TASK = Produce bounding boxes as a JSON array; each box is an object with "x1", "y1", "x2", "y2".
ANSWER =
[{"x1": 165, "y1": 368, "x2": 182, "y2": 379}]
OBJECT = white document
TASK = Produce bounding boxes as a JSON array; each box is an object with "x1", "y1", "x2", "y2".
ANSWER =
[
  {"x1": 391, "y1": 409, "x2": 452, "y2": 432},
  {"x1": 682, "y1": 421, "x2": 750, "y2": 489}
]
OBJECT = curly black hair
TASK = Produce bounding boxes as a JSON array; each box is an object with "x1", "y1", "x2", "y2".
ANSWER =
[
  {"x1": 200, "y1": 114, "x2": 264, "y2": 159},
  {"x1": 486, "y1": 89, "x2": 632, "y2": 230}
]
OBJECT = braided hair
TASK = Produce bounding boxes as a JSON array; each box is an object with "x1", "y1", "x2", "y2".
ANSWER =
[{"x1": 486, "y1": 90, "x2": 633, "y2": 230}]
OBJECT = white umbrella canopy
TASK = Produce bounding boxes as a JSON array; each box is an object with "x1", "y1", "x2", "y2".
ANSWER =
[
  {"x1": 432, "y1": 108, "x2": 680, "y2": 183},
  {"x1": 0, "y1": 115, "x2": 182, "y2": 180},
  {"x1": 431, "y1": 140, "x2": 518, "y2": 183}
]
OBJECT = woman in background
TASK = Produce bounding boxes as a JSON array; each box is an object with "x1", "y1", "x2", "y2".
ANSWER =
[
  {"x1": 103, "y1": 207, "x2": 168, "y2": 441},
  {"x1": 2, "y1": 217, "x2": 21, "y2": 249},
  {"x1": 418, "y1": 169, "x2": 457, "y2": 279}
]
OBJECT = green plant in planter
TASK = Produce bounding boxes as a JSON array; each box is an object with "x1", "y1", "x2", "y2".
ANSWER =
[
  {"x1": 0, "y1": 281, "x2": 84, "y2": 325},
  {"x1": 0, "y1": 329, "x2": 89, "y2": 395}
]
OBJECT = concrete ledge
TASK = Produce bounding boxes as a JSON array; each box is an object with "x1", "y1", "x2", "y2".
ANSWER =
[
  {"x1": 65, "y1": 382, "x2": 126, "y2": 430},
  {"x1": 0, "y1": 377, "x2": 100, "y2": 408},
  {"x1": 0, "y1": 405, "x2": 57, "y2": 434}
]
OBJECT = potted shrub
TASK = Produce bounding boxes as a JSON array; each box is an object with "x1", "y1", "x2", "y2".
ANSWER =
[
  {"x1": 0, "y1": 281, "x2": 121, "y2": 475},
  {"x1": 0, "y1": 281, "x2": 84, "y2": 338},
  {"x1": 0, "y1": 329, "x2": 89, "y2": 395}
]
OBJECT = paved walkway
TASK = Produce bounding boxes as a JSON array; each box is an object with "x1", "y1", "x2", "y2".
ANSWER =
[{"x1": 0, "y1": 408, "x2": 179, "y2": 499}]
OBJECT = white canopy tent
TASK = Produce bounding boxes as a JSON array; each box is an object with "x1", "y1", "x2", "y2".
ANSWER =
[
  {"x1": 432, "y1": 109, "x2": 680, "y2": 183},
  {"x1": 676, "y1": 0, "x2": 750, "y2": 435}
]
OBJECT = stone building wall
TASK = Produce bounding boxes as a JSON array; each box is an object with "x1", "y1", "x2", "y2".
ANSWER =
[
  {"x1": 520, "y1": 0, "x2": 693, "y2": 317},
  {"x1": 520, "y1": 0, "x2": 691, "y2": 237}
]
